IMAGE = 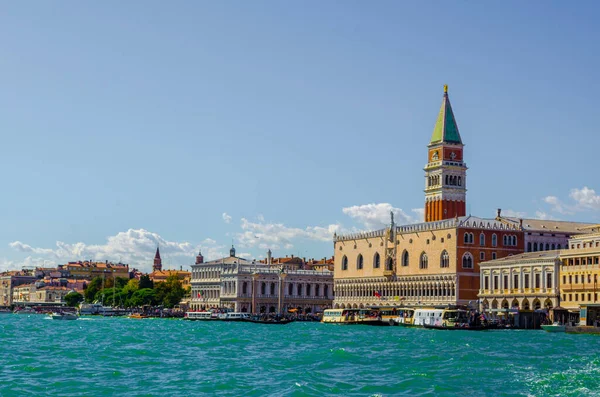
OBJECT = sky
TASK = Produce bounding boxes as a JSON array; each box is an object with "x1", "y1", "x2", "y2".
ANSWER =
[{"x1": 1, "y1": 2, "x2": 599, "y2": 272}]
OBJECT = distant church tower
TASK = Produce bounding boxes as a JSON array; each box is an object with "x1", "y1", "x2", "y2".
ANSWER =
[
  {"x1": 195, "y1": 250, "x2": 204, "y2": 264},
  {"x1": 424, "y1": 85, "x2": 467, "y2": 222},
  {"x1": 153, "y1": 247, "x2": 162, "y2": 272},
  {"x1": 229, "y1": 245, "x2": 236, "y2": 257}
]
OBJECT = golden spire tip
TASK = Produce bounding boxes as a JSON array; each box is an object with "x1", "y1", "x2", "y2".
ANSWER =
[{"x1": 443, "y1": 84, "x2": 448, "y2": 94}]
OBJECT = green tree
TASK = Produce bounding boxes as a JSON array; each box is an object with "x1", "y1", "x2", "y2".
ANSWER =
[
  {"x1": 84, "y1": 277, "x2": 103, "y2": 303},
  {"x1": 127, "y1": 288, "x2": 157, "y2": 307},
  {"x1": 139, "y1": 274, "x2": 153, "y2": 290},
  {"x1": 122, "y1": 278, "x2": 139, "y2": 295},
  {"x1": 64, "y1": 291, "x2": 84, "y2": 307},
  {"x1": 115, "y1": 277, "x2": 129, "y2": 289},
  {"x1": 156, "y1": 274, "x2": 185, "y2": 308}
]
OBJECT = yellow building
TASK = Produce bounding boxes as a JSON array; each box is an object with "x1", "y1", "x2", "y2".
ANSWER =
[
  {"x1": 150, "y1": 269, "x2": 191, "y2": 288},
  {"x1": 61, "y1": 261, "x2": 130, "y2": 280},
  {"x1": 559, "y1": 226, "x2": 600, "y2": 310}
]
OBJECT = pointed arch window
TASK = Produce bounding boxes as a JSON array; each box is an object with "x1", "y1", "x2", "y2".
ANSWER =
[
  {"x1": 386, "y1": 257, "x2": 393, "y2": 271},
  {"x1": 492, "y1": 234, "x2": 497, "y2": 247},
  {"x1": 440, "y1": 250, "x2": 449, "y2": 268},
  {"x1": 464, "y1": 233, "x2": 470, "y2": 244},
  {"x1": 458, "y1": 176, "x2": 462, "y2": 186},
  {"x1": 402, "y1": 250, "x2": 409, "y2": 267},
  {"x1": 479, "y1": 233, "x2": 485, "y2": 246},
  {"x1": 373, "y1": 253, "x2": 380, "y2": 269},
  {"x1": 357, "y1": 254, "x2": 363, "y2": 270},
  {"x1": 533, "y1": 242, "x2": 538, "y2": 251},
  {"x1": 527, "y1": 242, "x2": 532, "y2": 252},
  {"x1": 270, "y1": 282, "x2": 275, "y2": 295},
  {"x1": 341, "y1": 255, "x2": 348, "y2": 271},
  {"x1": 462, "y1": 252, "x2": 474, "y2": 269},
  {"x1": 419, "y1": 252, "x2": 428, "y2": 269}
]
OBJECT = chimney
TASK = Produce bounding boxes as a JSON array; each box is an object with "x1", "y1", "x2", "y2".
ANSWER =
[
  {"x1": 180, "y1": 266, "x2": 182, "y2": 271},
  {"x1": 519, "y1": 219, "x2": 523, "y2": 228},
  {"x1": 291, "y1": 254, "x2": 294, "y2": 259},
  {"x1": 497, "y1": 208, "x2": 502, "y2": 218}
]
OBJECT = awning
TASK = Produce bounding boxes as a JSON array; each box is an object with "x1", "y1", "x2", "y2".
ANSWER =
[{"x1": 288, "y1": 308, "x2": 298, "y2": 313}]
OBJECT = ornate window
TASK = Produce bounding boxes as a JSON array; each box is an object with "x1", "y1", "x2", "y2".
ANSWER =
[
  {"x1": 357, "y1": 254, "x2": 363, "y2": 270},
  {"x1": 419, "y1": 252, "x2": 428, "y2": 269},
  {"x1": 315, "y1": 284, "x2": 320, "y2": 296},
  {"x1": 261, "y1": 282, "x2": 266, "y2": 295},
  {"x1": 464, "y1": 233, "x2": 470, "y2": 244},
  {"x1": 479, "y1": 233, "x2": 485, "y2": 246},
  {"x1": 270, "y1": 283, "x2": 275, "y2": 295},
  {"x1": 440, "y1": 250, "x2": 449, "y2": 268},
  {"x1": 298, "y1": 284, "x2": 303, "y2": 296},
  {"x1": 288, "y1": 283, "x2": 293, "y2": 296},
  {"x1": 242, "y1": 282, "x2": 247, "y2": 294},
  {"x1": 492, "y1": 234, "x2": 497, "y2": 247},
  {"x1": 373, "y1": 252, "x2": 380, "y2": 269},
  {"x1": 527, "y1": 242, "x2": 532, "y2": 252},
  {"x1": 462, "y1": 252, "x2": 474, "y2": 269},
  {"x1": 402, "y1": 250, "x2": 409, "y2": 267},
  {"x1": 386, "y1": 257, "x2": 393, "y2": 271},
  {"x1": 342, "y1": 256, "x2": 348, "y2": 271}
]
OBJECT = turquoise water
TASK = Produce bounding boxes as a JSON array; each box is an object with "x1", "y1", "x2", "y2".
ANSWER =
[{"x1": 1, "y1": 315, "x2": 599, "y2": 396}]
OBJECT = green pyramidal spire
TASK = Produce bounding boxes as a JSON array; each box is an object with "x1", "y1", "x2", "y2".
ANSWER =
[{"x1": 430, "y1": 85, "x2": 462, "y2": 145}]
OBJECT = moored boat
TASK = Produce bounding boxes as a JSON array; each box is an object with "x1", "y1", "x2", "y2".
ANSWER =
[
  {"x1": 243, "y1": 316, "x2": 293, "y2": 325},
  {"x1": 128, "y1": 313, "x2": 148, "y2": 319},
  {"x1": 217, "y1": 312, "x2": 250, "y2": 322},
  {"x1": 541, "y1": 322, "x2": 566, "y2": 333},
  {"x1": 184, "y1": 311, "x2": 218, "y2": 321},
  {"x1": 423, "y1": 323, "x2": 496, "y2": 331},
  {"x1": 321, "y1": 308, "x2": 394, "y2": 326}
]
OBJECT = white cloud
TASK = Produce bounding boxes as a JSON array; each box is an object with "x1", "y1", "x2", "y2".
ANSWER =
[
  {"x1": 342, "y1": 203, "x2": 417, "y2": 230},
  {"x1": 411, "y1": 208, "x2": 425, "y2": 221},
  {"x1": 543, "y1": 195, "x2": 572, "y2": 215},
  {"x1": 237, "y1": 217, "x2": 340, "y2": 251},
  {"x1": 9, "y1": 229, "x2": 226, "y2": 273},
  {"x1": 569, "y1": 187, "x2": 600, "y2": 210},
  {"x1": 541, "y1": 186, "x2": 600, "y2": 215},
  {"x1": 502, "y1": 209, "x2": 527, "y2": 218},
  {"x1": 222, "y1": 212, "x2": 232, "y2": 224},
  {"x1": 534, "y1": 211, "x2": 557, "y2": 220}
]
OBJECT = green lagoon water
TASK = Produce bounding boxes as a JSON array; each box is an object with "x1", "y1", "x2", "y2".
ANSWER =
[{"x1": 1, "y1": 315, "x2": 599, "y2": 396}]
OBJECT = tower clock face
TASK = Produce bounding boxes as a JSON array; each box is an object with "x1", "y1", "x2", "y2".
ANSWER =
[
  {"x1": 432, "y1": 151, "x2": 439, "y2": 160},
  {"x1": 450, "y1": 152, "x2": 456, "y2": 160}
]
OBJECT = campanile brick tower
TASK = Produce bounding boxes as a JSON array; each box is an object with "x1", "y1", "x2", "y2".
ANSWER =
[{"x1": 424, "y1": 85, "x2": 467, "y2": 222}]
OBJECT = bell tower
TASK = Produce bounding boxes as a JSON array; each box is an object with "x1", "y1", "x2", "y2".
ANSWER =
[
  {"x1": 153, "y1": 247, "x2": 162, "y2": 272},
  {"x1": 424, "y1": 85, "x2": 467, "y2": 222}
]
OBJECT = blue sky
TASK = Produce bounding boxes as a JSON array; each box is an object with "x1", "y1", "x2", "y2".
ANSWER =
[{"x1": 1, "y1": 2, "x2": 599, "y2": 272}]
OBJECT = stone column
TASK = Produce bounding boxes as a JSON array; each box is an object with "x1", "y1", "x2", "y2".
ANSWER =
[
  {"x1": 251, "y1": 273, "x2": 259, "y2": 314},
  {"x1": 278, "y1": 273, "x2": 287, "y2": 315}
]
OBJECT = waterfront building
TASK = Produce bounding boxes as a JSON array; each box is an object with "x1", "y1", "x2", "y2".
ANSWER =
[
  {"x1": 59, "y1": 261, "x2": 129, "y2": 280},
  {"x1": 495, "y1": 210, "x2": 591, "y2": 252},
  {"x1": 150, "y1": 268, "x2": 191, "y2": 288},
  {"x1": 0, "y1": 271, "x2": 37, "y2": 307},
  {"x1": 478, "y1": 251, "x2": 560, "y2": 327},
  {"x1": 190, "y1": 246, "x2": 333, "y2": 313},
  {"x1": 12, "y1": 281, "x2": 80, "y2": 306},
  {"x1": 333, "y1": 86, "x2": 524, "y2": 309},
  {"x1": 559, "y1": 227, "x2": 600, "y2": 312}
]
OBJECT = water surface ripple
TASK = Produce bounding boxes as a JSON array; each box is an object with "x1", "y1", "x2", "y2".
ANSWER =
[{"x1": 1, "y1": 315, "x2": 599, "y2": 396}]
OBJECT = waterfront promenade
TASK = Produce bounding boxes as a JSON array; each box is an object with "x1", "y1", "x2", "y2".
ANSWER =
[{"x1": 1, "y1": 315, "x2": 598, "y2": 396}]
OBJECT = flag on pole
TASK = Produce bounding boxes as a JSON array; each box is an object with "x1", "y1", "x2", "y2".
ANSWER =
[{"x1": 374, "y1": 291, "x2": 381, "y2": 299}]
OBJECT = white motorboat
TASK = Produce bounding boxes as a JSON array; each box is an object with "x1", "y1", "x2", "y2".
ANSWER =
[
  {"x1": 541, "y1": 322, "x2": 566, "y2": 333},
  {"x1": 50, "y1": 312, "x2": 78, "y2": 321}
]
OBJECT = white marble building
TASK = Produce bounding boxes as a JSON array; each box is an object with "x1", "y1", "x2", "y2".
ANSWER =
[{"x1": 190, "y1": 247, "x2": 333, "y2": 313}]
